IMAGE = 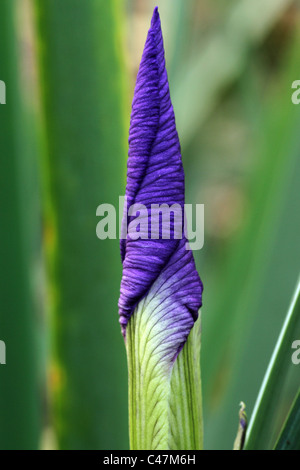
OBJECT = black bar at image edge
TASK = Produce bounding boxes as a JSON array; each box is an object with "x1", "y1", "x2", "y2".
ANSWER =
[{"x1": 0, "y1": 450, "x2": 222, "y2": 460}]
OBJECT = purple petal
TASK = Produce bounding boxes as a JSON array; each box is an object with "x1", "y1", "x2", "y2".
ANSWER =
[{"x1": 119, "y1": 7, "x2": 203, "y2": 350}]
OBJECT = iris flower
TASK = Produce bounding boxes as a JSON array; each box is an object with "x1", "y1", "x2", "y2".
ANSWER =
[{"x1": 119, "y1": 7, "x2": 203, "y2": 450}]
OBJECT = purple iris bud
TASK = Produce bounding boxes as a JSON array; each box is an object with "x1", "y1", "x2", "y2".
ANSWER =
[{"x1": 119, "y1": 6, "x2": 203, "y2": 358}]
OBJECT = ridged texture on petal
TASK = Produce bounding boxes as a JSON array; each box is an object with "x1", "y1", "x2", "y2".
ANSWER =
[{"x1": 119, "y1": 7, "x2": 203, "y2": 357}]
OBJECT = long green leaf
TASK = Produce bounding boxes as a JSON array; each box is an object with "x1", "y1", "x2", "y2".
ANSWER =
[
  {"x1": 245, "y1": 279, "x2": 300, "y2": 449},
  {"x1": 275, "y1": 391, "x2": 300, "y2": 450},
  {"x1": 34, "y1": 0, "x2": 128, "y2": 449},
  {"x1": 0, "y1": 0, "x2": 41, "y2": 449}
]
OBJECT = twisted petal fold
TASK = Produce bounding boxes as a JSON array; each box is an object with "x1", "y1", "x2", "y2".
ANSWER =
[{"x1": 119, "y1": 7, "x2": 203, "y2": 356}]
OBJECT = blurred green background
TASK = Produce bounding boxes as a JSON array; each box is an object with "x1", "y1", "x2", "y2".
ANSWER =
[{"x1": 0, "y1": 0, "x2": 299, "y2": 450}]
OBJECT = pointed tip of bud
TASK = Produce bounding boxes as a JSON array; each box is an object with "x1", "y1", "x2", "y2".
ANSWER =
[{"x1": 151, "y1": 6, "x2": 160, "y2": 28}]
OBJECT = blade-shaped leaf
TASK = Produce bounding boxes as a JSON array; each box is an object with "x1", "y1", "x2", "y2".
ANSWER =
[
  {"x1": 0, "y1": 0, "x2": 41, "y2": 449},
  {"x1": 275, "y1": 391, "x2": 300, "y2": 450},
  {"x1": 245, "y1": 279, "x2": 300, "y2": 449},
  {"x1": 34, "y1": 0, "x2": 129, "y2": 449}
]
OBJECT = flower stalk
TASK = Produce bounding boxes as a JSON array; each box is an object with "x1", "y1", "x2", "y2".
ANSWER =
[{"x1": 127, "y1": 310, "x2": 203, "y2": 450}]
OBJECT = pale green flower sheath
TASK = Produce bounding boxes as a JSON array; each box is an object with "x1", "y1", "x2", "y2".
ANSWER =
[{"x1": 118, "y1": 7, "x2": 204, "y2": 450}]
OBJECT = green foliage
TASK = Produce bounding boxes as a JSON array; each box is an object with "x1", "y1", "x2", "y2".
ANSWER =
[
  {"x1": 172, "y1": 0, "x2": 293, "y2": 145},
  {"x1": 245, "y1": 280, "x2": 300, "y2": 449},
  {"x1": 34, "y1": 0, "x2": 128, "y2": 449},
  {"x1": 275, "y1": 391, "x2": 300, "y2": 450},
  {"x1": 0, "y1": 0, "x2": 41, "y2": 450},
  {"x1": 201, "y1": 33, "x2": 300, "y2": 447},
  {"x1": 199, "y1": 25, "x2": 300, "y2": 448},
  {"x1": 163, "y1": 0, "x2": 300, "y2": 448}
]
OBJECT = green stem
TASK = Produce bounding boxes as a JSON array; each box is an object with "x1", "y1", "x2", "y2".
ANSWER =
[
  {"x1": 169, "y1": 317, "x2": 203, "y2": 450},
  {"x1": 127, "y1": 306, "x2": 203, "y2": 450}
]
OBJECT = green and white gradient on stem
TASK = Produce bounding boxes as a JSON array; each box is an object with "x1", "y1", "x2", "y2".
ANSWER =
[{"x1": 127, "y1": 302, "x2": 203, "y2": 450}]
